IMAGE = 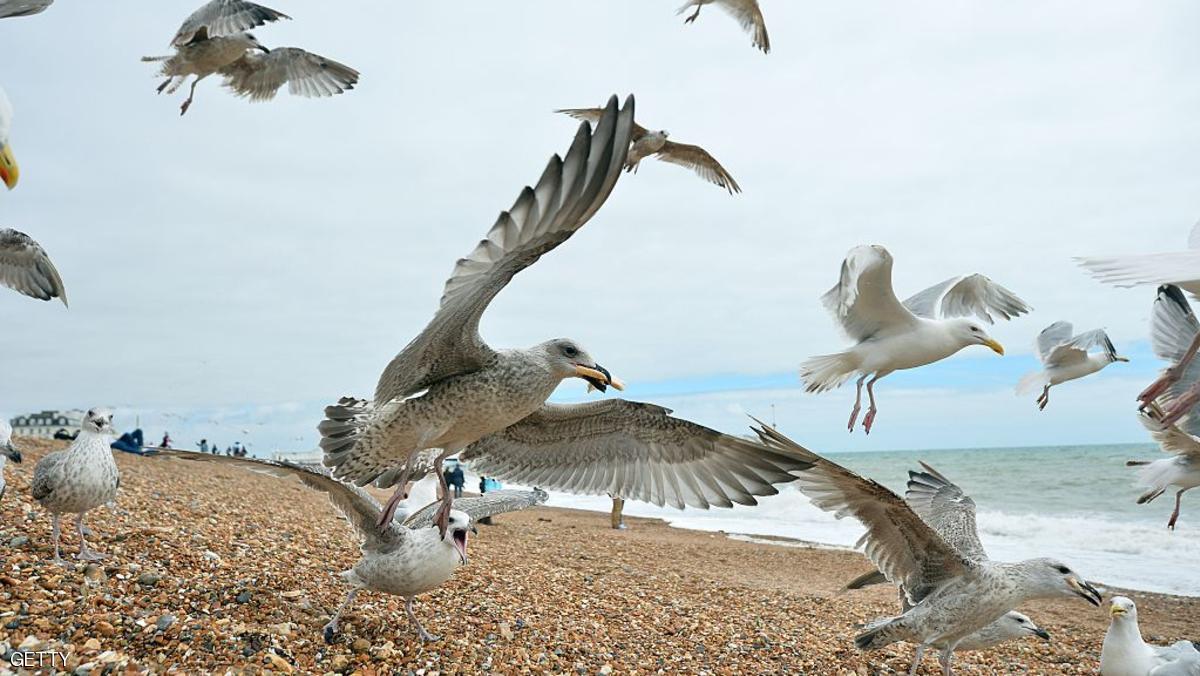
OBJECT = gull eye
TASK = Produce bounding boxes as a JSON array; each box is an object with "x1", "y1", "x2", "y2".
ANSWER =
[
  {"x1": 1054, "y1": 565, "x2": 1070, "y2": 574},
  {"x1": 563, "y1": 345, "x2": 579, "y2": 358}
]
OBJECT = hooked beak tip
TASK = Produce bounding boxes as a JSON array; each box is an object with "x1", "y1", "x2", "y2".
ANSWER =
[
  {"x1": 984, "y1": 339, "x2": 1005, "y2": 356},
  {"x1": 1034, "y1": 628, "x2": 1051, "y2": 641}
]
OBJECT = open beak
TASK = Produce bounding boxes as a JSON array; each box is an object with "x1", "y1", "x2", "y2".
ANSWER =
[
  {"x1": 1032, "y1": 627, "x2": 1051, "y2": 641},
  {"x1": 452, "y1": 528, "x2": 468, "y2": 565},
  {"x1": 2, "y1": 444, "x2": 20, "y2": 463},
  {"x1": 1110, "y1": 604, "x2": 1128, "y2": 617},
  {"x1": 982, "y1": 338, "x2": 1005, "y2": 356},
  {"x1": 1068, "y1": 577, "x2": 1102, "y2": 606},
  {"x1": 0, "y1": 143, "x2": 19, "y2": 190},
  {"x1": 575, "y1": 364, "x2": 624, "y2": 393}
]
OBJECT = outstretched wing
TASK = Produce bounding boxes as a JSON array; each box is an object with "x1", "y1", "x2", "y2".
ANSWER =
[
  {"x1": 753, "y1": 421, "x2": 975, "y2": 606},
  {"x1": 155, "y1": 450, "x2": 406, "y2": 552},
  {"x1": 713, "y1": 0, "x2": 770, "y2": 53},
  {"x1": 820, "y1": 245, "x2": 916, "y2": 342},
  {"x1": 1077, "y1": 219, "x2": 1200, "y2": 295},
  {"x1": 655, "y1": 140, "x2": 741, "y2": 194},
  {"x1": 220, "y1": 48, "x2": 359, "y2": 101},
  {"x1": 903, "y1": 273, "x2": 1031, "y2": 324},
  {"x1": 373, "y1": 95, "x2": 635, "y2": 404},
  {"x1": 555, "y1": 107, "x2": 648, "y2": 140},
  {"x1": 0, "y1": 229, "x2": 67, "y2": 306},
  {"x1": 1150, "y1": 285, "x2": 1200, "y2": 408},
  {"x1": 905, "y1": 462, "x2": 988, "y2": 562},
  {"x1": 403, "y1": 489, "x2": 549, "y2": 529},
  {"x1": 0, "y1": 0, "x2": 52, "y2": 18},
  {"x1": 462, "y1": 400, "x2": 814, "y2": 510},
  {"x1": 1035, "y1": 321, "x2": 1074, "y2": 363},
  {"x1": 171, "y1": 0, "x2": 289, "y2": 47},
  {"x1": 1045, "y1": 328, "x2": 1118, "y2": 368}
]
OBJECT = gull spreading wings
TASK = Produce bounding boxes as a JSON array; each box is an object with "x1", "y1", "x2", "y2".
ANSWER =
[
  {"x1": 219, "y1": 48, "x2": 360, "y2": 101},
  {"x1": 0, "y1": 0, "x2": 52, "y2": 18},
  {"x1": 461, "y1": 400, "x2": 815, "y2": 510},
  {"x1": 1077, "y1": 219, "x2": 1200, "y2": 298},
  {"x1": 170, "y1": 0, "x2": 290, "y2": 47},
  {"x1": 802, "y1": 245, "x2": 1029, "y2": 433},
  {"x1": 1141, "y1": 285, "x2": 1200, "y2": 430},
  {"x1": 556, "y1": 107, "x2": 741, "y2": 194},
  {"x1": 0, "y1": 229, "x2": 67, "y2": 305},
  {"x1": 677, "y1": 0, "x2": 770, "y2": 54},
  {"x1": 1017, "y1": 322, "x2": 1127, "y2": 409}
]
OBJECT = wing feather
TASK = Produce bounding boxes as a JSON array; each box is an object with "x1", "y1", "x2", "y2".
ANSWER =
[
  {"x1": 0, "y1": 229, "x2": 67, "y2": 306},
  {"x1": 903, "y1": 273, "x2": 1031, "y2": 324},
  {"x1": 821, "y1": 245, "x2": 916, "y2": 341},
  {"x1": 0, "y1": 0, "x2": 52, "y2": 18},
  {"x1": 402, "y1": 489, "x2": 548, "y2": 529},
  {"x1": 904, "y1": 462, "x2": 988, "y2": 561},
  {"x1": 654, "y1": 140, "x2": 741, "y2": 194},
  {"x1": 714, "y1": 0, "x2": 770, "y2": 53},
  {"x1": 220, "y1": 48, "x2": 359, "y2": 102},
  {"x1": 171, "y1": 0, "x2": 289, "y2": 47},
  {"x1": 555, "y1": 107, "x2": 648, "y2": 140}
]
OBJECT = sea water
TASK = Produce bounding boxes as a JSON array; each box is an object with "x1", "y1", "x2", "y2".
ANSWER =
[{"x1": 521, "y1": 443, "x2": 1200, "y2": 596}]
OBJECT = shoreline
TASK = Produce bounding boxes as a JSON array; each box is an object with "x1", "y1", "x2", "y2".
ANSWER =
[{"x1": 1, "y1": 438, "x2": 1197, "y2": 673}]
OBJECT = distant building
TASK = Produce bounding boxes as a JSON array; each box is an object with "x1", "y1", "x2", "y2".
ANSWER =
[{"x1": 10, "y1": 410, "x2": 85, "y2": 439}]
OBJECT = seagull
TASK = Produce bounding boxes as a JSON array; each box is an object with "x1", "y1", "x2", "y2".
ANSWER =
[
  {"x1": 319, "y1": 96, "x2": 635, "y2": 536},
  {"x1": 1077, "y1": 218, "x2": 1200, "y2": 297},
  {"x1": 142, "y1": 0, "x2": 359, "y2": 115},
  {"x1": 752, "y1": 421, "x2": 1102, "y2": 676},
  {"x1": 0, "y1": 418, "x2": 22, "y2": 501},
  {"x1": 1016, "y1": 322, "x2": 1127, "y2": 410},
  {"x1": 1140, "y1": 285, "x2": 1200, "y2": 428},
  {"x1": 1101, "y1": 596, "x2": 1200, "y2": 676},
  {"x1": 677, "y1": 0, "x2": 770, "y2": 54},
  {"x1": 0, "y1": 85, "x2": 20, "y2": 189},
  {"x1": 0, "y1": 229, "x2": 68, "y2": 305},
  {"x1": 1128, "y1": 411, "x2": 1200, "y2": 530},
  {"x1": 31, "y1": 409, "x2": 120, "y2": 563},
  {"x1": 460, "y1": 400, "x2": 817, "y2": 510},
  {"x1": 556, "y1": 107, "x2": 741, "y2": 194},
  {"x1": 0, "y1": 0, "x2": 51, "y2": 19},
  {"x1": 800, "y1": 245, "x2": 1031, "y2": 434},
  {"x1": 157, "y1": 450, "x2": 547, "y2": 643}
]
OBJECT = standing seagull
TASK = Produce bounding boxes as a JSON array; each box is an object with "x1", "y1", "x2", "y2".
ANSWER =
[
  {"x1": 31, "y1": 409, "x2": 120, "y2": 563},
  {"x1": 1017, "y1": 322, "x2": 1127, "y2": 410},
  {"x1": 752, "y1": 422, "x2": 1101, "y2": 676},
  {"x1": 1128, "y1": 411, "x2": 1200, "y2": 530},
  {"x1": 320, "y1": 96, "x2": 635, "y2": 534},
  {"x1": 0, "y1": 0, "x2": 50, "y2": 19},
  {"x1": 801, "y1": 245, "x2": 1030, "y2": 434},
  {"x1": 158, "y1": 450, "x2": 547, "y2": 643},
  {"x1": 143, "y1": 0, "x2": 359, "y2": 115},
  {"x1": 0, "y1": 85, "x2": 20, "y2": 189},
  {"x1": 677, "y1": 0, "x2": 770, "y2": 54},
  {"x1": 556, "y1": 107, "x2": 741, "y2": 194},
  {"x1": 0, "y1": 418, "x2": 22, "y2": 501},
  {"x1": 0, "y1": 229, "x2": 68, "y2": 305},
  {"x1": 1101, "y1": 597, "x2": 1200, "y2": 676},
  {"x1": 1141, "y1": 285, "x2": 1200, "y2": 428}
]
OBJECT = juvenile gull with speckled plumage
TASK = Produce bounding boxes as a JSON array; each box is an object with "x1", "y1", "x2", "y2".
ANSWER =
[
  {"x1": 0, "y1": 228, "x2": 68, "y2": 305},
  {"x1": 159, "y1": 450, "x2": 547, "y2": 643},
  {"x1": 0, "y1": 418, "x2": 22, "y2": 501},
  {"x1": 31, "y1": 409, "x2": 120, "y2": 563},
  {"x1": 752, "y1": 422, "x2": 1101, "y2": 676}
]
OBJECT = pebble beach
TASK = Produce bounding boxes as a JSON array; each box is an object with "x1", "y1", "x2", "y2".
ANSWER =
[{"x1": 2, "y1": 438, "x2": 1197, "y2": 675}]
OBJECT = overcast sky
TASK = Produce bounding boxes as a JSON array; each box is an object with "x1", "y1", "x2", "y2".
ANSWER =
[{"x1": 1, "y1": 1, "x2": 1197, "y2": 454}]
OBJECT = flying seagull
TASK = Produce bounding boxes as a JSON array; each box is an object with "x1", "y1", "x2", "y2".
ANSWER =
[
  {"x1": 1077, "y1": 218, "x2": 1200, "y2": 298},
  {"x1": 0, "y1": 0, "x2": 51, "y2": 19},
  {"x1": 158, "y1": 450, "x2": 548, "y2": 643},
  {"x1": 143, "y1": 0, "x2": 359, "y2": 115},
  {"x1": 460, "y1": 399, "x2": 816, "y2": 510},
  {"x1": 0, "y1": 418, "x2": 22, "y2": 501},
  {"x1": 752, "y1": 421, "x2": 1101, "y2": 676},
  {"x1": 1101, "y1": 597, "x2": 1200, "y2": 676},
  {"x1": 31, "y1": 409, "x2": 120, "y2": 563},
  {"x1": 319, "y1": 95, "x2": 635, "y2": 535},
  {"x1": 1140, "y1": 285, "x2": 1200, "y2": 429},
  {"x1": 556, "y1": 107, "x2": 741, "y2": 194},
  {"x1": 800, "y1": 245, "x2": 1030, "y2": 434},
  {"x1": 0, "y1": 229, "x2": 68, "y2": 305},
  {"x1": 0, "y1": 85, "x2": 20, "y2": 189},
  {"x1": 1017, "y1": 322, "x2": 1127, "y2": 410},
  {"x1": 1128, "y1": 411, "x2": 1200, "y2": 530},
  {"x1": 677, "y1": 0, "x2": 770, "y2": 54}
]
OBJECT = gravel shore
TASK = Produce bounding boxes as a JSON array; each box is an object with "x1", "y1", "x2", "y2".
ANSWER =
[{"x1": 1, "y1": 438, "x2": 1196, "y2": 674}]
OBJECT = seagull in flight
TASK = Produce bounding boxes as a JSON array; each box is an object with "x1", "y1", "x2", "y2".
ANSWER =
[
  {"x1": 677, "y1": 0, "x2": 770, "y2": 54},
  {"x1": 1017, "y1": 322, "x2": 1127, "y2": 410},
  {"x1": 0, "y1": 229, "x2": 68, "y2": 305}
]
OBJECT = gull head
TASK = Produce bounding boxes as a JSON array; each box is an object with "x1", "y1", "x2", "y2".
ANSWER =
[
  {"x1": 1108, "y1": 596, "x2": 1138, "y2": 623},
  {"x1": 237, "y1": 32, "x2": 270, "y2": 54},
  {"x1": 442, "y1": 509, "x2": 474, "y2": 565},
  {"x1": 82, "y1": 408, "x2": 116, "y2": 436},
  {"x1": 539, "y1": 338, "x2": 624, "y2": 393},
  {"x1": 1026, "y1": 558, "x2": 1102, "y2": 606},
  {"x1": 1005, "y1": 612, "x2": 1051, "y2": 641},
  {"x1": 950, "y1": 319, "x2": 1004, "y2": 355}
]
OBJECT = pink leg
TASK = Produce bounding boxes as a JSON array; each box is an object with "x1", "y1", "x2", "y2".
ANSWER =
[
  {"x1": 1140, "y1": 332, "x2": 1200, "y2": 405},
  {"x1": 1168, "y1": 489, "x2": 1186, "y2": 530},
  {"x1": 377, "y1": 484, "x2": 409, "y2": 528},
  {"x1": 180, "y1": 78, "x2": 200, "y2": 116},
  {"x1": 1157, "y1": 383, "x2": 1200, "y2": 428},
  {"x1": 862, "y1": 375, "x2": 883, "y2": 435},
  {"x1": 434, "y1": 472, "x2": 453, "y2": 537},
  {"x1": 848, "y1": 375, "x2": 867, "y2": 432}
]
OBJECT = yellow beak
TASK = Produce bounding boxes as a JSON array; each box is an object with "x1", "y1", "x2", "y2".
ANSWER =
[
  {"x1": 1110, "y1": 605, "x2": 1126, "y2": 617},
  {"x1": 574, "y1": 365, "x2": 625, "y2": 391},
  {"x1": 0, "y1": 143, "x2": 18, "y2": 189},
  {"x1": 983, "y1": 339, "x2": 1004, "y2": 356}
]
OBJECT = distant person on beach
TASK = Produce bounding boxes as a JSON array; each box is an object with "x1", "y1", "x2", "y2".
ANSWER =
[
  {"x1": 198, "y1": 439, "x2": 208, "y2": 453},
  {"x1": 445, "y1": 460, "x2": 465, "y2": 498},
  {"x1": 160, "y1": 432, "x2": 171, "y2": 449},
  {"x1": 610, "y1": 495, "x2": 626, "y2": 530},
  {"x1": 225, "y1": 446, "x2": 232, "y2": 456},
  {"x1": 111, "y1": 428, "x2": 145, "y2": 455},
  {"x1": 477, "y1": 476, "x2": 494, "y2": 525}
]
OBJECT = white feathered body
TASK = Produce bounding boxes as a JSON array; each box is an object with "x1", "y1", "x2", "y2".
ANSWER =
[
  {"x1": 949, "y1": 612, "x2": 1034, "y2": 652},
  {"x1": 1134, "y1": 456, "x2": 1200, "y2": 499},
  {"x1": 344, "y1": 528, "x2": 463, "y2": 597},
  {"x1": 148, "y1": 36, "x2": 250, "y2": 79},
  {"x1": 627, "y1": 131, "x2": 667, "y2": 169},
  {"x1": 31, "y1": 431, "x2": 118, "y2": 514},
  {"x1": 1018, "y1": 353, "x2": 1112, "y2": 395},
  {"x1": 805, "y1": 319, "x2": 971, "y2": 392},
  {"x1": 1101, "y1": 610, "x2": 1200, "y2": 675},
  {"x1": 0, "y1": 85, "x2": 12, "y2": 143}
]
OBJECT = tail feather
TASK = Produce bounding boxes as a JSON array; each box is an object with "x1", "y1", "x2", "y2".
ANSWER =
[
  {"x1": 1128, "y1": 457, "x2": 1179, "y2": 504},
  {"x1": 845, "y1": 569, "x2": 888, "y2": 590},
  {"x1": 141, "y1": 55, "x2": 170, "y2": 62},
  {"x1": 1016, "y1": 370, "x2": 1049, "y2": 396},
  {"x1": 319, "y1": 396, "x2": 373, "y2": 465},
  {"x1": 854, "y1": 616, "x2": 906, "y2": 651},
  {"x1": 799, "y1": 352, "x2": 859, "y2": 393}
]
